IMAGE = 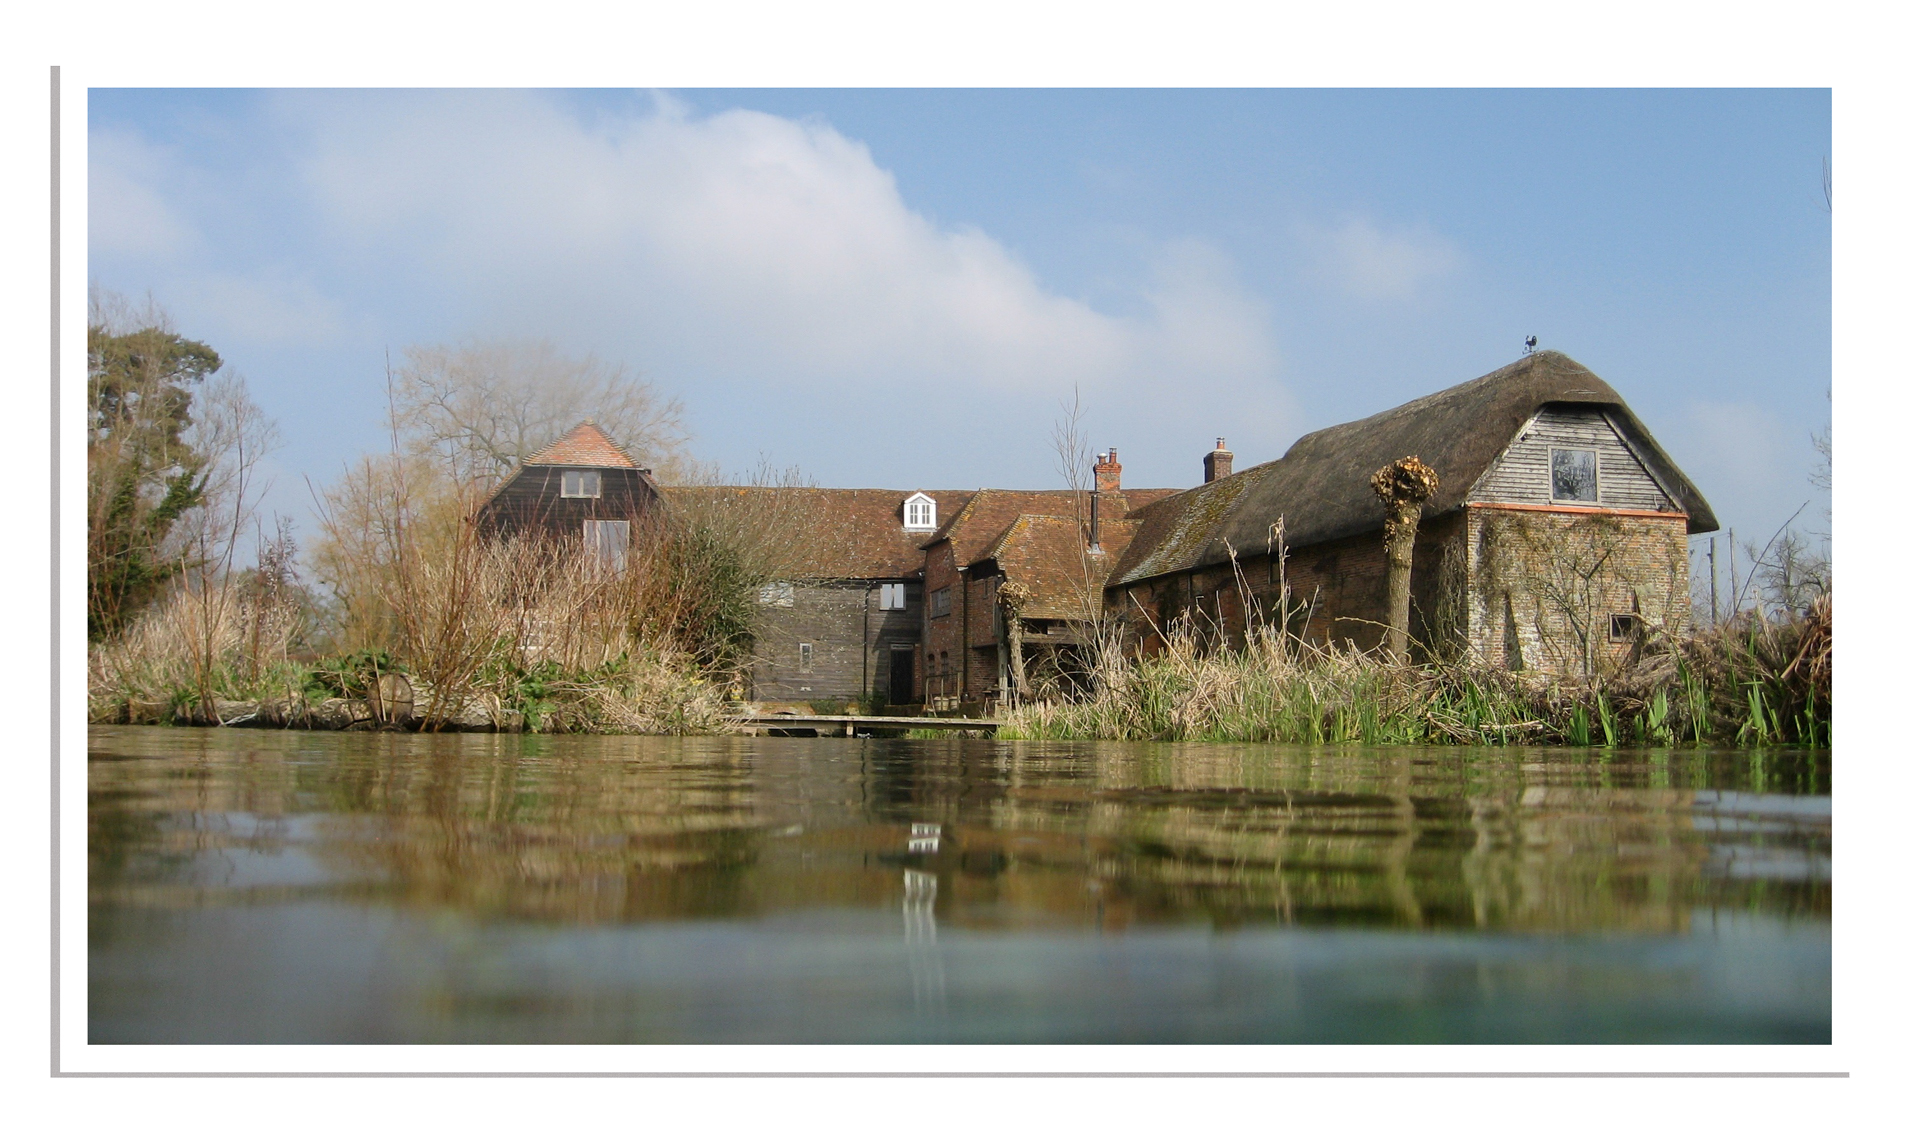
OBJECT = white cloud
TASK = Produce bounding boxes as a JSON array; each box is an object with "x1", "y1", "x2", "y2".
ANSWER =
[
  {"x1": 277, "y1": 91, "x2": 1280, "y2": 399},
  {"x1": 173, "y1": 270, "x2": 347, "y2": 348},
  {"x1": 89, "y1": 128, "x2": 198, "y2": 259},
  {"x1": 1301, "y1": 215, "x2": 1462, "y2": 300}
]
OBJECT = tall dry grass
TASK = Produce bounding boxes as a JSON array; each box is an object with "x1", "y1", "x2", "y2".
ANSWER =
[{"x1": 1001, "y1": 601, "x2": 1831, "y2": 747}]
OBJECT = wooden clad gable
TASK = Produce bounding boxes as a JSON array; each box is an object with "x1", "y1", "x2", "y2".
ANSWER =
[{"x1": 1468, "y1": 406, "x2": 1679, "y2": 513}]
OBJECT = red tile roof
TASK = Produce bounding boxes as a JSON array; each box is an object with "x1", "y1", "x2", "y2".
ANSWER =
[
  {"x1": 929, "y1": 488, "x2": 1179, "y2": 568},
  {"x1": 658, "y1": 487, "x2": 974, "y2": 580},
  {"x1": 525, "y1": 421, "x2": 637, "y2": 468},
  {"x1": 981, "y1": 514, "x2": 1144, "y2": 620}
]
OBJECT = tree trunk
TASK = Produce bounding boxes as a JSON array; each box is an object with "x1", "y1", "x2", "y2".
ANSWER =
[
  {"x1": 1371, "y1": 457, "x2": 1440, "y2": 665},
  {"x1": 1008, "y1": 618, "x2": 1029, "y2": 701},
  {"x1": 1383, "y1": 500, "x2": 1419, "y2": 662}
]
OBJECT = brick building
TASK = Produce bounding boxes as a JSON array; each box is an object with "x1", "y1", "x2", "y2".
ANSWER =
[
  {"x1": 1105, "y1": 351, "x2": 1717, "y2": 676},
  {"x1": 489, "y1": 351, "x2": 1716, "y2": 703}
]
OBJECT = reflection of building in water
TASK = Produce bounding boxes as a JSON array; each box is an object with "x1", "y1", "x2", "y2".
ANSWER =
[
  {"x1": 902, "y1": 868, "x2": 945, "y2": 1012},
  {"x1": 90, "y1": 730, "x2": 1829, "y2": 936}
]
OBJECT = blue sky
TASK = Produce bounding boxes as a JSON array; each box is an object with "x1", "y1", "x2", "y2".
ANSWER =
[{"x1": 87, "y1": 88, "x2": 1830, "y2": 552}]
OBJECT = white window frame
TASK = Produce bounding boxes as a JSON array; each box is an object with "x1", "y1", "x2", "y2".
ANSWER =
[
  {"x1": 799, "y1": 643, "x2": 814, "y2": 671},
  {"x1": 880, "y1": 582, "x2": 905, "y2": 610},
  {"x1": 1548, "y1": 446, "x2": 1600, "y2": 504},
  {"x1": 583, "y1": 519, "x2": 629, "y2": 571},
  {"x1": 758, "y1": 581, "x2": 795, "y2": 608},
  {"x1": 561, "y1": 469, "x2": 603, "y2": 499},
  {"x1": 903, "y1": 492, "x2": 937, "y2": 531}
]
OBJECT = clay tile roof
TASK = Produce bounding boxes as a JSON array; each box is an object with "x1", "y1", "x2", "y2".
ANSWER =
[
  {"x1": 982, "y1": 514, "x2": 1142, "y2": 620},
  {"x1": 929, "y1": 488, "x2": 1179, "y2": 567},
  {"x1": 525, "y1": 421, "x2": 637, "y2": 468},
  {"x1": 656, "y1": 487, "x2": 974, "y2": 580}
]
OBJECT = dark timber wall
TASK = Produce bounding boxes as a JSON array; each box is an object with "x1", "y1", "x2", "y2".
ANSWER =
[
  {"x1": 751, "y1": 580, "x2": 924, "y2": 704},
  {"x1": 475, "y1": 465, "x2": 658, "y2": 541}
]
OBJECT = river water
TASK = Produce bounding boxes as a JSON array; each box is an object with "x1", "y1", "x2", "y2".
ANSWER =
[{"x1": 87, "y1": 726, "x2": 1829, "y2": 1044}]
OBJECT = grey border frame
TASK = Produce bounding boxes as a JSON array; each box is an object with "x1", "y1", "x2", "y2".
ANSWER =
[{"x1": 50, "y1": 63, "x2": 62, "y2": 1076}]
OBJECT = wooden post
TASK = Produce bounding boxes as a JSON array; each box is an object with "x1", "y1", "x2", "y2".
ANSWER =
[
  {"x1": 1708, "y1": 539, "x2": 1719, "y2": 627},
  {"x1": 1371, "y1": 457, "x2": 1440, "y2": 664}
]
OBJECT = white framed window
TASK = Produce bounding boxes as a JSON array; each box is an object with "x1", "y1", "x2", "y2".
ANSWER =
[
  {"x1": 758, "y1": 581, "x2": 795, "y2": 607},
  {"x1": 799, "y1": 643, "x2": 814, "y2": 671},
  {"x1": 903, "y1": 492, "x2": 937, "y2": 531},
  {"x1": 583, "y1": 519, "x2": 629, "y2": 571},
  {"x1": 561, "y1": 469, "x2": 602, "y2": 498},
  {"x1": 1549, "y1": 447, "x2": 1599, "y2": 503},
  {"x1": 880, "y1": 583, "x2": 905, "y2": 610}
]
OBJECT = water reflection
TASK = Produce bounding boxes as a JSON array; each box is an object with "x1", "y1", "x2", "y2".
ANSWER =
[
  {"x1": 88, "y1": 729, "x2": 1828, "y2": 935},
  {"x1": 88, "y1": 727, "x2": 1829, "y2": 1043}
]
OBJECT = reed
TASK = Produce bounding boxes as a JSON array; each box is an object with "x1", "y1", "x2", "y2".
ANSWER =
[{"x1": 1000, "y1": 600, "x2": 1830, "y2": 747}]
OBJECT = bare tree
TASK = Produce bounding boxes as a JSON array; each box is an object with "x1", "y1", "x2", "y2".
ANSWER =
[{"x1": 392, "y1": 339, "x2": 690, "y2": 486}]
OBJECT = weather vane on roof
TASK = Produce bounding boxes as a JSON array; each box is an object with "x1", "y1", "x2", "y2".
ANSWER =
[{"x1": 1524, "y1": 335, "x2": 1538, "y2": 355}]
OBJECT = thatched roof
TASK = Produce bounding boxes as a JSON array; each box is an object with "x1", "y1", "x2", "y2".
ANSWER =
[{"x1": 1113, "y1": 351, "x2": 1718, "y2": 587}]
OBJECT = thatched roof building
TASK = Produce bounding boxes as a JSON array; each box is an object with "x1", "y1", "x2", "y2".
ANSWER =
[{"x1": 1113, "y1": 350, "x2": 1718, "y2": 588}]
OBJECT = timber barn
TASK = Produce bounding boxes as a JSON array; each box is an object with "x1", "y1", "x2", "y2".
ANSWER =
[{"x1": 473, "y1": 420, "x2": 661, "y2": 570}]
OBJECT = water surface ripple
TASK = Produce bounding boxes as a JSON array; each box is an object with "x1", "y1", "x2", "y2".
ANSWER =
[{"x1": 87, "y1": 727, "x2": 1830, "y2": 1043}]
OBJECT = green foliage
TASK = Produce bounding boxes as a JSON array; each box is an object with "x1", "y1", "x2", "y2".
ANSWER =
[
  {"x1": 87, "y1": 319, "x2": 222, "y2": 640},
  {"x1": 304, "y1": 648, "x2": 404, "y2": 700}
]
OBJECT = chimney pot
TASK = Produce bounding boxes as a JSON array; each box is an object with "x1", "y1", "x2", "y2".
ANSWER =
[
  {"x1": 1204, "y1": 439, "x2": 1234, "y2": 484},
  {"x1": 1093, "y1": 447, "x2": 1123, "y2": 493}
]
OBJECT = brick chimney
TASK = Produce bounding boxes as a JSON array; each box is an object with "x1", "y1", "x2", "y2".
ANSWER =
[
  {"x1": 1093, "y1": 448, "x2": 1122, "y2": 493},
  {"x1": 1204, "y1": 438, "x2": 1233, "y2": 483}
]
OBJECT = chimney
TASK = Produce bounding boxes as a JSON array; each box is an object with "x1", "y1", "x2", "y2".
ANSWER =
[
  {"x1": 1204, "y1": 438, "x2": 1233, "y2": 484},
  {"x1": 1093, "y1": 448, "x2": 1122, "y2": 493}
]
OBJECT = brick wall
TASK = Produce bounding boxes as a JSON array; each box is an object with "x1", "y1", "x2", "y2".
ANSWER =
[{"x1": 1463, "y1": 506, "x2": 1690, "y2": 676}]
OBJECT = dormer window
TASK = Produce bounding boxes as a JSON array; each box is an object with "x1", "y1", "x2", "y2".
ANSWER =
[
  {"x1": 903, "y1": 492, "x2": 937, "y2": 531},
  {"x1": 561, "y1": 469, "x2": 602, "y2": 499}
]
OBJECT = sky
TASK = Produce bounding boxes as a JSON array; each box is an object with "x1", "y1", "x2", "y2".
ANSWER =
[{"x1": 86, "y1": 88, "x2": 1831, "y2": 557}]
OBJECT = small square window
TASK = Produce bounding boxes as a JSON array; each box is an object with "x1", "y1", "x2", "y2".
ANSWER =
[
  {"x1": 1608, "y1": 613, "x2": 1636, "y2": 642},
  {"x1": 1550, "y1": 448, "x2": 1598, "y2": 503},
  {"x1": 561, "y1": 469, "x2": 603, "y2": 498},
  {"x1": 880, "y1": 582, "x2": 905, "y2": 610}
]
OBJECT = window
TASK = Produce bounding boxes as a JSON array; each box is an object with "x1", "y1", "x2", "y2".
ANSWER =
[
  {"x1": 903, "y1": 492, "x2": 937, "y2": 531},
  {"x1": 561, "y1": 469, "x2": 602, "y2": 498},
  {"x1": 799, "y1": 643, "x2": 814, "y2": 671},
  {"x1": 930, "y1": 586, "x2": 952, "y2": 618},
  {"x1": 583, "y1": 519, "x2": 629, "y2": 571},
  {"x1": 1550, "y1": 447, "x2": 1598, "y2": 503},
  {"x1": 758, "y1": 581, "x2": 795, "y2": 607},
  {"x1": 879, "y1": 582, "x2": 906, "y2": 610},
  {"x1": 1608, "y1": 613, "x2": 1637, "y2": 643}
]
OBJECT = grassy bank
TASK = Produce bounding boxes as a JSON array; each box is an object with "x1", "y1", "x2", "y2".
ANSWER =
[{"x1": 1001, "y1": 598, "x2": 1830, "y2": 747}]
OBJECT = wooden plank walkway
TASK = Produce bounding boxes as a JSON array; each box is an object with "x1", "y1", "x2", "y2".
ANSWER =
[{"x1": 730, "y1": 714, "x2": 1005, "y2": 735}]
